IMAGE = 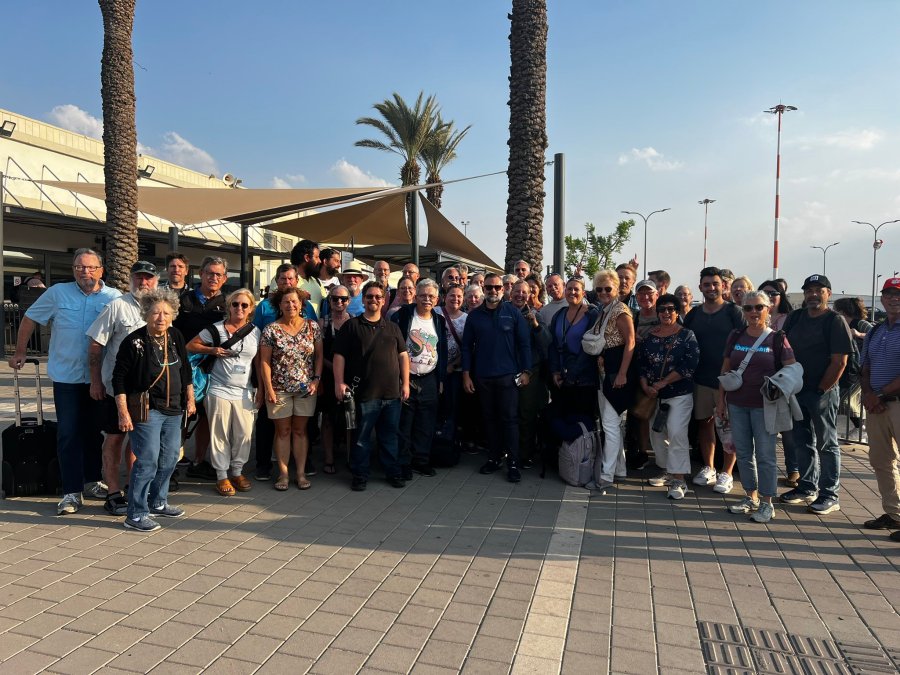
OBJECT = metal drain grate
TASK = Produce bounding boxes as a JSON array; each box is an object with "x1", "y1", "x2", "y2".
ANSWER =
[{"x1": 835, "y1": 641, "x2": 897, "y2": 674}]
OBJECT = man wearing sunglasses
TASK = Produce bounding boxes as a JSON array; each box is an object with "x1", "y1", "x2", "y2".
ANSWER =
[
  {"x1": 9, "y1": 248, "x2": 121, "y2": 515},
  {"x1": 780, "y1": 274, "x2": 853, "y2": 515},
  {"x1": 461, "y1": 272, "x2": 532, "y2": 483}
]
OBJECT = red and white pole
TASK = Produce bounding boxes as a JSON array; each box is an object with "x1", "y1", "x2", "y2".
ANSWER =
[
  {"x1": 766, "y1": 104, "x2": 796, "y2": 280},
  {"x1": 699, "y1": 198, "x2": 715, "y2": 268}
]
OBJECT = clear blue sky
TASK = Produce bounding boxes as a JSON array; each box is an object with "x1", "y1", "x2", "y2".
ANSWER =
[{"x1": 4, "y1": 1, "x2": 900, "y2": 294}]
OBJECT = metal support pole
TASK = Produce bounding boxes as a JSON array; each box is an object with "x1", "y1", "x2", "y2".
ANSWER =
[
  {"x1": 0, "y1": 171, "x2": 5, "y2": 355},
  {"x1": 410, "y1": 193, "x2": 419, "y2": 267},
  {"x1": 240, "y1": 223, "x2": 249, "y2": 289},
  {"x1": 553, "y1": 152, "x2": 565, "y2": 274},
  {"x1": 168, "y1": 225, "x2": 178, "y2": 252},
  {"x1": 872, "y1": 241, "x2": 878, "y2": 315}
]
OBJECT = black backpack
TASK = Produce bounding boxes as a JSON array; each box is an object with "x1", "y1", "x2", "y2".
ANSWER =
[{"x1": 783, "y1": 309, "x2": 859, "y2": 388}]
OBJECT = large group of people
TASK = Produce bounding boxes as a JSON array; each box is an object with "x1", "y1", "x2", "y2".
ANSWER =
[{"x1": 7, "y1": 244, "x2": 900, "y2": 544}]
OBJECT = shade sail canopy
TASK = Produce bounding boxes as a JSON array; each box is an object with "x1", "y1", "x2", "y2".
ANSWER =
[
  {"x1": 264, "y1": 193, "x2": 412, "y2": 246},
  {"x1": 419, "y1": 194, "x2": 502, "y2": 271}
]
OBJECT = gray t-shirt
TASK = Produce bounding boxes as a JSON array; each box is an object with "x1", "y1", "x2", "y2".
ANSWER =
[
  {"x1": 538, "y1": 298, "x2": 567, "y2": 326},
  {"x1": 86, "y1": 293, "x2": 145, "y2": 394},
  {"x1": 784, "y1": 310, "x2": 853, "y2": 392},
  {"x1": 197, "y1": 322, "x2": 261, "y2": 401}
]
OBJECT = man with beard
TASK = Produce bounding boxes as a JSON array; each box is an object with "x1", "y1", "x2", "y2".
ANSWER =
[
  {"x1": 87, "y1": 261, "x2": 159, "y2": 516},
  {"x1": 780, "y1": 274, "x2": 852, "y2": 515},
  {"x1": 162, "y1": 252, "x2": 190, "y2": 294},
  {"x1": 9, "y1": 248, "x2": 121, "y2": 515},
  {"x1": 539, "y1": 273, "x2": 567, "y2": 324},
  {"x1": 374, "y1": 260, "x2": 392, "y2": 293},
  {"x1": 291, "y1": 239, "x2": 325, "y2": 318},
  {"x1": 318, "y1": 248, "x2": 342, "y2": 291},
  {"x1": 462, "y1": 273, "x2": 532, "y2": 482},
  {"x1": 338, "y1": 267, "x2": 369, "y2": 317},
  {"x1": 513, "y1": 260, "x2": 531, "y2": 280},
  {"x1": 683, "y1": 266, "x2": 744, "y2": 493}
]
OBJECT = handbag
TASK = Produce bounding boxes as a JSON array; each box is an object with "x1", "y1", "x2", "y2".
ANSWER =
[
  {"x1": 718, "y1": 328, "x2": 771, "y2": 392},
  {"x1": 127, "y1": 335, "x2": 169, "y2": 423},
  {"x1": 581, "y1": 302, "x2": 616, "y2": 356},
  {"x1": 633, "y1": 339, "x2": 674, "y2": 421}
]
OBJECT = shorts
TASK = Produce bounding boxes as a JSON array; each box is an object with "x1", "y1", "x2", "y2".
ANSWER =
[
  {"x1": 267, "y1": 391, "x2": 317, "y2": 419},
  {"x1": 103, "y1": 395, "x2": 125, "y2": 435},
  {"x1": 693, "y1": 384, "x2": 717, "y2": 420}
]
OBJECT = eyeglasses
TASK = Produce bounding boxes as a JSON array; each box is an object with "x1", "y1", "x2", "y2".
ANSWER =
[
  {"x1": 742, "y1": 304, "x2": 767, "y2": 312},
  {"x1": 484, "y1": 284, "x2": 503, "y2": 291},
  {"x1": 231, "y1": 302, "x2": 250, "y2": 309},
  {"x1": 364, "y1": 294, "x2": 384, "y2": 301},
  {"x1": 204, "y1": 271, "x2": 226, "y2": 278},
  {"x1": 417, "y1": 294, "x2": 437, "y2": 300},
  {"x1": 446, "y1": 275, "x2": 460, "y2": 281},
  {"x1": 73, "y1": 265, "x2": 101, "y2": 272},
  {"x1": 657, "y1": 306, "x2": 677, "y2": 313},
  {"x1": 330, "y1": 296, "x2": 350, "y2": 303},
  {"x1": 595, "y1": 286, "x2": 614, "y2": 293}
]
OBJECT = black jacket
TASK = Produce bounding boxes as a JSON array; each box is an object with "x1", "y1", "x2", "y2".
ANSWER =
[
  {"x1": 390, "y1": 304, "x2": 449, "y2": 387},
  {"x1": 112, "y1": 326, "x2": 192, "y2": 407}
]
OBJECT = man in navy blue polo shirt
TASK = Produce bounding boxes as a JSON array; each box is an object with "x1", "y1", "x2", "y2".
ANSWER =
[{"x1": 860, "y1": 277, "x2": 900, "y2": 541}]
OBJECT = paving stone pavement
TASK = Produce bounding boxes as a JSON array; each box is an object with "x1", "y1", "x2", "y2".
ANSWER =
[{"x1": 0, "y1": 364, "x2": 898, "y2": 674}]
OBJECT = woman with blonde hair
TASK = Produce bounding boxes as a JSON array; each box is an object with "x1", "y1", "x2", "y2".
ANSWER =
[
  {"x1": 730, "y1": 276, "x2": 754, "y2": 307},
  {"x1": 187, "y1": 288, "x2": 260, "y2": 496}
]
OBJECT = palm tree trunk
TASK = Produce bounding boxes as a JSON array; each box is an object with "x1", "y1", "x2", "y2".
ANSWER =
[
  {"x1": 425, "y1": 172, "x2": 444, "y2": 210},
  {"x1": 506, "y1": 0, "x2": 548, "y2": 273},
  {"x1": 99, "y1": 0, "x2": 138, "y2": 291}
]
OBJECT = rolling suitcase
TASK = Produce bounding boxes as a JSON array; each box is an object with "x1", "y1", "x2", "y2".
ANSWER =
[{"x1": 1, "y1": 358, "x2": 59, "y2": 497}]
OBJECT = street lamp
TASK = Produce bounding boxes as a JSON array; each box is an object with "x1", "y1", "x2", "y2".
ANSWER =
[
  {"x1": 620, "y1": 208, "x2": 671, "y2": 272},
  {"x1": 764, "y1": 103, "x2": 797, "y2": 279},
  {"x1": 460, "y1": 220, "x2": 469, "y2": 237},
  {"x1": 810, "y1": 241, "x2": 839, "y2": 275},
  {"x1": 853, "y1": 219, "x2": 900, "y2": 313},
  {"x1": 698, "y1": 199, "x2": 716, "y2": 267}
]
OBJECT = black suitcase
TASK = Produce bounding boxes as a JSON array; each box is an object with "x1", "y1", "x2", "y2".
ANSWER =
[{"x1": 1, "y1": 359, "x2": 60, "y2": 497}]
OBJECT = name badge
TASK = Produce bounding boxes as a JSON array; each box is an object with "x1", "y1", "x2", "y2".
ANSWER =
[{"x1": 233, "y1": 364, "x2": 247, "y2": 374}]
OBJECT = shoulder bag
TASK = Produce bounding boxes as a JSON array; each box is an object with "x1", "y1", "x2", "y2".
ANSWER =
[
  {"x1": 582, "y1": 302, "x2": 617, "y2": 356},
  {"x1": 126, "y1": 335, "x2": 169, "y2": 423},
  {"x1": 718, "y1": 328, "x2": 771, "y2": 392}
]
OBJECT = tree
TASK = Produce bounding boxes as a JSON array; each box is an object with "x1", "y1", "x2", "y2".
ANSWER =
[
  {"x1": 99, "y1": 0, "x2": 138, "y2": 291},
  {"x1": 419, "y1": 117, "x2": 470, "y2": 209},
  {"x1": 505, "y1": 0, "x2": 548, "y2": 273},
  {"x1": 564, "y1": 220, "x2": 636, "y2": 280}
]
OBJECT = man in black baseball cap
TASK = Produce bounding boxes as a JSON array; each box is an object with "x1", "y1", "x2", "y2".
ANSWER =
[{"x1": 801, "y1": 274, "x2": 831, "y2": 291}]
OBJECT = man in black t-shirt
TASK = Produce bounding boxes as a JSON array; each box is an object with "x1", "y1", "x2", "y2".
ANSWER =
[{"x1": 333, "y1": 281, "x2": 410, "y2": 492}]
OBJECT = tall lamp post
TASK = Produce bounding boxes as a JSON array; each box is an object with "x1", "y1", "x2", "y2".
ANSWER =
[
  {"x1": 853, "y1": 219, "x2": 899, "y2": 313},
  {"x1": 698, "y1": 199, "x2": 715, "y2": 267},
  {"x1": 810, "y1": 241, "x2": 839, "y2": 275},
  {"x1": 764, "y1": 103, "x2": 797, "y2": 279},
  {"x1": 621, "y1": 207, "x2": 670, "y2": 272},
  {"x1": 460, "y1": 220, "x2": 469, "y2": 237}
]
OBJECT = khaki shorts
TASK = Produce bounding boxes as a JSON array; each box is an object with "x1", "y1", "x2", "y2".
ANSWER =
[
  {"x1": 267, "y1": 391, "x2": 317, "y2": 419},
  {"x1": 693, "y1": 384, "x2": 718, "y2": 420}
]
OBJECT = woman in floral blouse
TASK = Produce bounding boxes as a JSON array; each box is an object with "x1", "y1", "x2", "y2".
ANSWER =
[
  {"x1": 259, "y1": 287, "x2": 323, "y2": 491},
  {"x1": 638, "y1": 293, "x2": 700, "y2": 500}
]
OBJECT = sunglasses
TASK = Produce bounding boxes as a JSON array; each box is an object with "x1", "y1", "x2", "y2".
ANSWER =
[
  {"x1": 484, "y1": 284, "x2": 503, "y2": 291},
  {"x1": 330, "y1": 296, "x2": 350, "y2": 303},
  {"x1": 231, "y1": 302, "x2": 250, "y2": 309},
  {"x1": 742, "y1": 304, "x2": 767, "y2": 312},
  {"x1": 364, "y1": 294, "x2": 384, "y2": 301},
  {"x1": 763, "y1": 290, "x2": 780, "y2": 297},
  {"x1": 595, "y1": 286, "x2": 614, "y2": 293},
  {"x1": 657, "y1": 305, "x2": 677, "y2": 313}
]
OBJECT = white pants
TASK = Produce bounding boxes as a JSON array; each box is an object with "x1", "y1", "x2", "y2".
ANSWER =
[
  {"x1": 206, "y1": 395, "x2": 256, "y2": 479},
  {"x1": 649, "y1": 393, "x2": 693, "y2": 475},
  {"x1": 594, "y1": 391, "x2": 626, "y2": 482}
]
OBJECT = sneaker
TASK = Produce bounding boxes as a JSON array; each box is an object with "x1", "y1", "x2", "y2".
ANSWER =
[
  {"x1": 780, "y1": 488, "x2": 817, "y2": 505},
  {"x1": 863, "y1": 514, "x2": 900, "y2": 530},
  {"x1": 507, "y1": 466, "x2": 522, "y2": 483},
  {"x1": 751, "y1": 502, "x2": 776, "y2": 523},
  {"x1": 83, "y1": 481, "x2": 108, "y2": 500},
  {"x1": 387, "y1": 476, "x2": 406, "y2": 488},
  {"x1": 780, "y1": 471, "x2": 800, "y2": 488},
  {"x1": 808, "y1": 495, "x2": 840, "y2": 515},
  {"x1": 255, "y1": 468, "x2": 271, "y2": 481},
  {"x1": 479, "y1": 459, "x2": 503, "y2": 475},
  {"x1": 151, "y1": 504, "x2": 185, "y2": 518},
  {"x1": 104, "y1": 493, "x2": 128, "y2": 516},
  {"x1": 411, "y1": 461, "x2": 436, "y2": 477},
  {"x1": 728, "y1": 496, "x2": 760, "y2": 514},
  {"x1": 521, "y1": 458, "x2": 534, "y2": 470},
  {"x1": 124, "y1": 516, "x2": 161, "y2": 532},
  {"x1": 186, "y1": 461, "x2": 217, "y2": 480},
  {"x1": 176, "y1": 456, "x2": 191, "y2": 467},
  {"x1": 693, "y1": 466, "x2": 716, "y2": 486},
  {"x1": 890, "y1": 530, "x2": 900, "y2": 543},
  {"x1": 648, "y1": 473, "x2": 672, "y2": 487},
  {"x1": 305, "y1": 458, "x2": 317, "y2": 477},
  {"x1": 667, "y1": 480, "x2": 687, "y2": 500},
  {"x1": 351, "y1": 476, "x2": 367, "y2": 492},
  {"x1": 463, "y1": 442, "x2": 480, "y2": 455},
  {"x1": 626, "y1": 450, "x2": 649, "y2": 470},
  {"x1": 57, "y1": 493, "x2": 83, "y2": 515},
  {"x1": 713, "y1": 472, "x2": 734, "y2": 494}
]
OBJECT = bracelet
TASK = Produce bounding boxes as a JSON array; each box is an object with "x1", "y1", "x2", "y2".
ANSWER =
[{"x1": 311, "y1": 375, "x2": 321, "y2": 381}]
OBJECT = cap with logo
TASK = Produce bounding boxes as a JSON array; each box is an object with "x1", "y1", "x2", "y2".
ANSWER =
[
  {"x1": 130, "y1": 260, "x2": 159, "y2": 277},
  {"x1": 801, "y1": 274, "x2": 831, "y2": 290},
  {"x1": 635, "y1": 279, "x2": 658, "y2": 292},
  {"x1": 881, "y1": 277, "x2": 900, "y2": 292}
]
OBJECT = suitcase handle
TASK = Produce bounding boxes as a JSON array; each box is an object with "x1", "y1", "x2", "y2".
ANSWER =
[{"x1": 13, "y1": 360, "x2": 44, "y2": 427}]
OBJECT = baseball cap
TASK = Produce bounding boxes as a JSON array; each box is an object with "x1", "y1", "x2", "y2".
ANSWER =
[
  {"x1": 635, "y1": 279, "x2": 657, "y2": 292},
  {"x1": 881, "y1": 277, "x2": 900, "y2": 292},
  {"x1": 131, "y1": 261, "x2": 159, "y2": 276},
  {"x1": 801, "y1": 274, "x2": 831, "y2": 290}
]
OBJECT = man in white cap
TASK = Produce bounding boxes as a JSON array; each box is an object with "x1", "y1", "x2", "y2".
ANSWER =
[{"x1": 340, "y1": 267, "x2": 369, "y2": 317}]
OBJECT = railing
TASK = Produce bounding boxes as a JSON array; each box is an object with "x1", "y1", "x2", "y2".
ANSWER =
[
  {"x1": 2, "y1": 303, "x2": 50, "y2": 356},
  {"x1": 838, "y1": 383, "x2": 867, "y2": 446}
]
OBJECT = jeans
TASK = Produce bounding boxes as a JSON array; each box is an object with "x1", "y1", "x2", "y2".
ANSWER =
[
  {"x1": 518, "y1": 371, "x2": 547, "y2": 463},
  {"x1": 793, "y1": 387, "x2": 841, "y2": 498},
  {"x1": 127, "y1": 409, "x2": 183, "y2": 519},
  {"x1": 476, "y1": 375, "x2": 519, "y2": 464},
  {"x1": 52, "y1": 382, "x2": 103, "y2": 494},
  {"x1": 437, "y1": 371, "x2": 462, "y2": 441},
  {"x1": 352, "y1": 398, "x2": 401, "y2": 480},
  {"x1": 399, "y1": 371, "x2": 439, "y2": 466},
  {"x1": 728, "y1": 404, "x2": 777, "y2": 497}
]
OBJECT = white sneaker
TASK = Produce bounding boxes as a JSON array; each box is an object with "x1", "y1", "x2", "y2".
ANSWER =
[
  {"x1": 57, "y1": 493, "x2": 83, "y2": 515},
  {"x1": 713, "y1": 472, "x2": 734, "y2": 494},
  {"x1": 692, "y1": 466, "x2": 716, "y2": 486},
  {"x1": 728, "y1": 496, "x2": 760, "y2": 514},
  {"x1": 667, "y1": 480, "x2": 687, "y2": 500},
  {"x1": 751, "y1": 502, "x2": 775, "y2": 523},
  {"x1": 648, "y1": 473, "x2": 672, "y2": 487}
]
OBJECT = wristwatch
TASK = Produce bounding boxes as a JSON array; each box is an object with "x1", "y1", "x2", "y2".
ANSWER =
[
  {"x1": 876, "y1": 389, "x2": 886, "y2": 401},
  {"x1": 311, "y1": 375, "x2": 321, "y2": 382}
]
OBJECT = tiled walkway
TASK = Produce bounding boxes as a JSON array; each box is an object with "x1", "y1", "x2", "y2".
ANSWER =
[{"x1": 0, "y1": 364, "x2": 898, "y2": 674}]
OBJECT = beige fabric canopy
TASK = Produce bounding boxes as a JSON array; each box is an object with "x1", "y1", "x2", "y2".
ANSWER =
[{"x1": 419, "y1": 194, "x2": 502, "y2": 270}]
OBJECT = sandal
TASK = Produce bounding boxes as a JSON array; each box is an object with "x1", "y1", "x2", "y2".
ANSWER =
[
  {"x1": 274, "y1": 474, "x2": 290, "y2": 491},
  {"x1": 216, "y1": 479, "x2": 236, "y2": 496},
  {"x1": 323, "y1": 463, "x2": 336, "y2": 475},
  {"x1": 296, "y1": 475, "x2": 312, "y2": 490}
]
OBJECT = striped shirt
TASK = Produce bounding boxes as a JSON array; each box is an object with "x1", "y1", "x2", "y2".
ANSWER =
[{"x1": 861, "y1": 319, "x2": 900, "y2": 391}]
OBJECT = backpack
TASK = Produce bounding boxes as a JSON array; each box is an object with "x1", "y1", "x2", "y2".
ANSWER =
[
  {"x1": 189, "y1": 323, "x2": 256, "y2": 403},
  {"x1": 783, "y1": 310, "x2": 859, "y2": 388},
  {"x1": 558, "y1": 422, "x2": 600, "y2": 487}
]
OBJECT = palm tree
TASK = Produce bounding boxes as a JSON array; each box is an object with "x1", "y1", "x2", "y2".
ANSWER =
[
  {"x1": 419, "y1": 118, "x2": 471, "y2": 209},
  {"x1": 505, "y1": 0, "x2": 548, "y2": 273},
  {"x1": 99, "y1": 0, "x2": 138, "y2": 291},
  {"x1": 355, "y1": 92, "x2": 441, "y2": 224}
]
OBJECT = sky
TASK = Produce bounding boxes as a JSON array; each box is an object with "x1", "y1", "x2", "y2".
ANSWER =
[{"x1": 3, "y1": 0, "x2": 900, "y2": 297}]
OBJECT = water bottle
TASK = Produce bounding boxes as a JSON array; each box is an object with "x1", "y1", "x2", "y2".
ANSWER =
[{"x1": 343, "y1": 389, "x2": 357, "y2": 431}]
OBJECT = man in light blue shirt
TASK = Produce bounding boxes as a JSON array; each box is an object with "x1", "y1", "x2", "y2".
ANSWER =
[{"x1": 9, "y1": 248, "x2": 121, "y2": 515}]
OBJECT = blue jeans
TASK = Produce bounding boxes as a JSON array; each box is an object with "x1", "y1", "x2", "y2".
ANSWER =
[
  {"x1": 793, "y1": 388, "x2": 841, "y2": 498},
  {"x1": 127, "y1": 410, "x2": 183, "y2": 519},
  {"x1": 728, "y1": 404, "x2": 777, "y2": 498},
  {"x1": 399, "y1": 372, "x2": 439, "y2": 466},
  {"x1": 52, "y1": 382, "x2": 103, "y2": 494},
  {"x1": 352, "y1": 398, "x2": 401, "y2": 480}
]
